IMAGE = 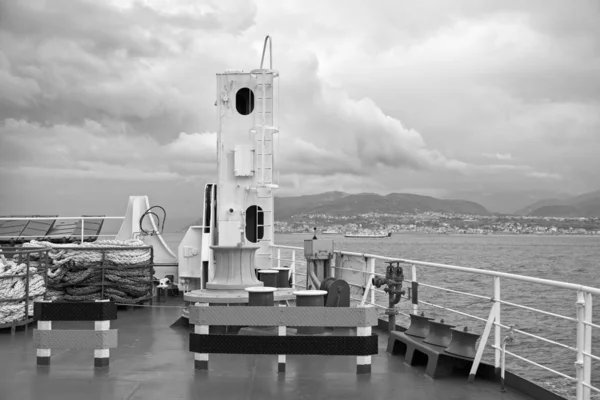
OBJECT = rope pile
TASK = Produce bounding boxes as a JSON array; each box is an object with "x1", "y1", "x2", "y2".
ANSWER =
[
  {"x1": 21, "y1": 239, "x2": 154, "y2": 304},
  {"x1": 0, "y1": 260, "x2": 45, "y2": 325}
]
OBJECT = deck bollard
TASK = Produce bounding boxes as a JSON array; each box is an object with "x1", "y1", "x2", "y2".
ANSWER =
[
  {"x1": 423, "y1": 319, "x2": 456, "y2": 348},
  {"x1": 272, "y1": 267, "x2": 291, "y2": 288},
  {"x1": 444, "y1": 327, "x2": 480, "y2": 359},
  {"x1": 293, "y1": 290, "x2": 327, "y2": 335},
  {"x1": 257, "y1": 270, "x2": 279, "y2": 288},
  {"x1": 405, "y1": 313, "x2": 434, "y2": 338},
  {"x1": 246, "y1": 286, "x2": 277, "y2": 307}
]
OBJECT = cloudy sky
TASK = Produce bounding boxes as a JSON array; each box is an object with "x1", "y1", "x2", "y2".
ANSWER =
[{"x1": 1, "y1": 0, "x2": 599, "y2": 222}]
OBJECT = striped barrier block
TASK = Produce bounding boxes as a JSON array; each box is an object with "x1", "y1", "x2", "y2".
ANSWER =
[
  {"x1": 34, "y1": 300, "x2": 118, "y2": 367},
  {"x1": 189, "y1": 304, "x2": 378, "y2": 374},
  {"x1": 188, "y1": 306, "x2": 378, "y2": 327},
  {"x1": 34, "y1": 330, "x2": 118, "y2": 349},
  {"x1": 34, "y1": 301, "x2": 117, "y2": 321}
]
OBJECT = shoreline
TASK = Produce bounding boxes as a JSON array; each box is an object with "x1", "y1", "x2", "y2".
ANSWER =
[{"x1": 275, "y1": 232, "x2": 599, "y2": 237}]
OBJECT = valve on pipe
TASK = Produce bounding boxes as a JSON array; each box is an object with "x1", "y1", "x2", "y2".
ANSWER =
[{"x1": 373, "y1": 261, "x2": 405, "y2": 332}]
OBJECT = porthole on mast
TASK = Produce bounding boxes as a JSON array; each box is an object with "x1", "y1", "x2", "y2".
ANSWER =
[
  {"x1": 236, "y1": 88, "x2": 255, "y2": 115},
  {"x1": 245, "y1": 205, "x2": 264, "y2": 243}
]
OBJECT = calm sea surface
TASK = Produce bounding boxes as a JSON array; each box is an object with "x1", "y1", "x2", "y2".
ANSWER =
[{"x1": 163, "y1": 232, "x2": 599, "y2": 397}]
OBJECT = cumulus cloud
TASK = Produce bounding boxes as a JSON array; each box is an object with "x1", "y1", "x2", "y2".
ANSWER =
[
  {"x1": 0, "y1": 0, "x2": 599, "y2": 218},
  {"x1": 482, "y1": 152, "x2": 513, "y2": 161},
  {"x1": 526, "y1": 172, "x2": 562, "y2": 180},
  {"x1": 0, "y1": 118, "x2": 216, "y2": 181}
]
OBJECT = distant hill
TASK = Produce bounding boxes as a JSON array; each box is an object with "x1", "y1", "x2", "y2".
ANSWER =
[
  {"x1": 275, "y1": 192, "x2": 491, "y2": 219},
  {"x1": 529, "y1": 205, "x2": 581, "y2": 218},
  {"x1": 274, "y1": 191, "x2": 348, "y2": 219},
  {"x1": 515, "y1": 198, "x2": 568, "y2": 216},
  {"x1": 520, "y1": 189, "x2": 600, "y2": 217},
  {"x1": 447, "y1": 190, "x2": 572, "y2": 214}
]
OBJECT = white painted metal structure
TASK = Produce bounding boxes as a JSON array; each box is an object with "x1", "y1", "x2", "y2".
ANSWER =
[
  {"x1": 215, "y1": 36, "x2": 278, "y2": 267},
  {"x1": 117, "y1": 196, "x2": 177, "y2": 281},
  {"x1": 178, "y1": 36, "x2": 279, "y2": 291},
  {"x1": 179, "y1": 183, "x2": 216, "y2": 291}
]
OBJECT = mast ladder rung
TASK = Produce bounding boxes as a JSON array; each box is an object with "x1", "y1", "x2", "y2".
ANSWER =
[
  {"x1": 250, "y1": 127, "x2": 278, "y2": 133},
  {"x1": 252, "y1": 125, "x2": 278, "y2": 131}
]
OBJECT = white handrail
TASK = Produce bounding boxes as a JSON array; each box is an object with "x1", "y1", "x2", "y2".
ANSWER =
[
  {"x1": 270, "y1": 244, "x2": 598, "y2": 400},
  {"x1": 272, "y1": 244, "x2": 600, "y2": 295}
]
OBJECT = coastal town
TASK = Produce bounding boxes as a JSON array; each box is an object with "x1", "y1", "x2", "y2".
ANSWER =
[{"x1": 274, "y1": 212, "x2": 600, "y2": 235}]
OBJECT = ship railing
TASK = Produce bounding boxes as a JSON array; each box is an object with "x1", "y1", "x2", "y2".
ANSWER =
[
  {"x1": 270, "y1": 244, "x2": 599, "y2": 400},
  {"x1": 0, "y1": 216, "x2": 125, "y2": 244}
]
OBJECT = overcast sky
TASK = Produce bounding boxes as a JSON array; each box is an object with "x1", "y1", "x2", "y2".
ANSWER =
[{"x1": 1, "y1": 0, "x2": 599, "y2": 221}]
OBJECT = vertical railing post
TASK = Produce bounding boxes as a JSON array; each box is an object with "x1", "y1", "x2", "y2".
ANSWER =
[
  {"x1": 494, "y1": 276, "x2": 501, "y2": 372},
  {"x1": 583, "y1": 292, "x2": 592, "y2": 400},
  {"x1": 575, "y1": 291, "x2": 585, "y2": 400},
  {"x1": 81, "y1": 218, "x2": 85, "y2": 244},
  {"x1": 277, "y1": 248, "x2": 281, "y2": 268},
  {"x1": 369, "y1": 258, "x2": 375, "y2": 306},
  {"x1": 360, "y1": 257, "x2": 374, "y2": 306},
  {"x1": 330, "y1": 251, "x2": 335, "y2": 278},
  {"x1": 411, "y1": 265, "x2": 418, "y2": 314},
  {"x1": 291, "y1": 251, "x2": 296, "y2": 287}
]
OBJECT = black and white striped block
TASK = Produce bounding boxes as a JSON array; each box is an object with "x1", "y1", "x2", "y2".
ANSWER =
[
  {"x1": 356, "y1": 326, "x2": 372, "y2": 374},
  {"x1": 194, "y1": 303, "x2": 209, "y2": 371}
]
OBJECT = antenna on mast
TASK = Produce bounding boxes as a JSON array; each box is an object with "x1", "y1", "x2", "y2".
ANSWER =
[{"x1": 260, "y1": 35, "x2": 273, "y2": 70}]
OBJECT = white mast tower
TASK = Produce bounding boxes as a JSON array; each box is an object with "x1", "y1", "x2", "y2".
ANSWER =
[
  {"x1": 215, "y1": 36, "x2": 278, "y2": 265},
  {"x1": 178, "y1": 37, "x2": 294, "y2": 305}
]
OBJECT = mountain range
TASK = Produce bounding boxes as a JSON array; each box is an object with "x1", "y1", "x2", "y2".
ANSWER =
[
  {"x1": 274, "y1": 190, "x2": 600, "y2": 219},
  {"x1": 178, "y1": 189, "x2": 600, "y2": 230},
  {"x1": 514, "y1": 190, "x2": 600, "y2": 217},
  {"x1": 274, "y1": 191, "x2": 491, "y2": 219},
  {"x1": 444, "y1": 189, "x2": 573, "y2": 215}
]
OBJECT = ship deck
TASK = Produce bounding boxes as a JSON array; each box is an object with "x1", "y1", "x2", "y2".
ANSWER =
[{"x1": 0, "y1": 299, "x2": 536, "y2": 400}]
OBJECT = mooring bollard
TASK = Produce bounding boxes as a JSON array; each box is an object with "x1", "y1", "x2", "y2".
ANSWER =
[
  {"x1": 293, "y1": 290, "x2": 327, "y2": 335},
  {"x1": 257, "y1": 269, "x2": 279, "y2": 288},
  {"x1": 245, "y1": 286, "x2": 277, "y2": 306},
  {"x1": 272, "y1": 267, "x2": 291, "y2": 288}
]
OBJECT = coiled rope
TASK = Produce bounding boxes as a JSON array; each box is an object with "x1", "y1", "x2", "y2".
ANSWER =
[
  {"x1": 0, "y1": 261, "x2": 45, "y2": 325},
  {"x1": 19, "y1": 239, "x2": 154, "y2": 304}
]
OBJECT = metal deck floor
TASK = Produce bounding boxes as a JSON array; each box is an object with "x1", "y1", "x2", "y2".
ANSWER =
[{"x1": 0, "y1": 301, "x2": 534, "y2": 400}]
